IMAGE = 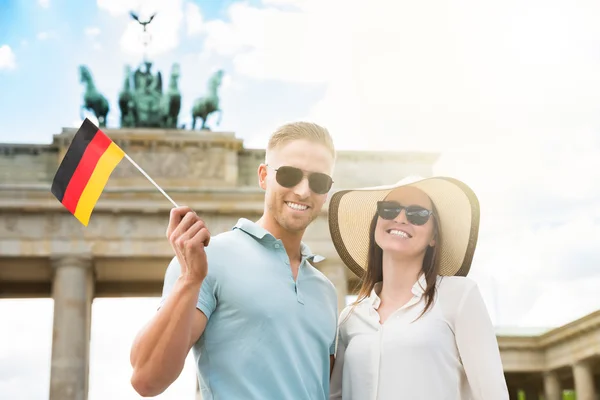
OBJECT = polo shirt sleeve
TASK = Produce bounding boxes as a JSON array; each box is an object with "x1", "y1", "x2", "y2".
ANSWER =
[
  {"x1": 158, "y1": 256, "x2": 181, "y2": 309},
  {"x1": 158, "y1": 256, "x2": 218, "y2": 320},
  {"x1": 454, "y1": 281, "x2": 509, "y2": 399},
  {"x1": 196, "y1": 268, "x2": 217, "y2": 319}
]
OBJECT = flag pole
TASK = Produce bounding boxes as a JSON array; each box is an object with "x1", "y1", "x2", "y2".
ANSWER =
[{"x1": 123, "y1": 153, "x2": 179, "y2": 208}]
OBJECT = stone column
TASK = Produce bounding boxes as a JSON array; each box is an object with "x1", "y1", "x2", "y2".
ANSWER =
[
  {"x1": 573, "y1": 359, "x2": 597, "y2": 400},
  {"x1": 543, "y1": 371, "x2": 562, "y2": 400},
  {"x1": 49, "y1": 255, "x2": 94, "y2": 400},
  {"x1": 318, "y1": 261, "x2": 348, "y2": 313}
]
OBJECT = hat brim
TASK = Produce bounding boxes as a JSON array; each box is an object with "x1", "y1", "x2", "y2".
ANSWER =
[{"x1": 328, "y1": 177, "x2": 480, "y2": 279}]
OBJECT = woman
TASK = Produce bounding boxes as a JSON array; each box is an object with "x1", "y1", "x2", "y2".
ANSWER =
[{"x1": 328, "y1": 176, "x2": 508, "y2": 400}]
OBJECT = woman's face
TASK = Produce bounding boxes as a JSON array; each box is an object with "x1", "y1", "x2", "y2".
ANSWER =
[{"x1": 374, "y1": 186, "x2": 436, "y2": 259}]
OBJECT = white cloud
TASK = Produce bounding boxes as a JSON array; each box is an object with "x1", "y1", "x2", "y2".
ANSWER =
[
  {"x1": 96, "y1": 0, "x2": 141, "y2": 17},
  {"x1": 37, "y1": 31, "x2": 58, "y2": 41},
  {"x1": 202, "y1": 0, "x2": 352, "y2": 83},
  {"x1": 97, "y1": 0, "x2": 185, "y2": 57},
  {"x1": 185, "y1": 2, "x2": 204, "y2": 37},
  {"x1": 0, "y1": 300, "x2": 53, "y2": 399},
  {"x1": 88, "y1": 298, "x2": 197, "y2": 400},
  {"x1": 85, "y1": 27, "x2": 101, "y2": 37},
  {"x1": 0, "y1": 45, "x2": 16, "y2": 71},
  {"x1": 0, "y1": 298, "x2": 198, "y2": 400},
  {"x1": 38, "y1": 0, "x2": 50, "y2": 8},
  {"x1": 519, "y1": 277, "x2": 600, "y2": 327}
]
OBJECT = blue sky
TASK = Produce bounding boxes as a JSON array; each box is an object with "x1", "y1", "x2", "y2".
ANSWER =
[
  {"x1": 0, "y1": 0, "x2": 326, "y2": 145},
  {"x1": 3, "y1": 0, "x2": 600, "y2": 398}
]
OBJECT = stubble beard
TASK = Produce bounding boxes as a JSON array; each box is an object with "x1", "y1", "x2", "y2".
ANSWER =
[{"x1": 272, "y1": 202, "x2": 318, "y2": 234}]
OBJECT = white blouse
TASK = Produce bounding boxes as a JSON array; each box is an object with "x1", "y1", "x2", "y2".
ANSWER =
[{"x1": 329, "y1": 275, "x2": 509, "y2": 400}]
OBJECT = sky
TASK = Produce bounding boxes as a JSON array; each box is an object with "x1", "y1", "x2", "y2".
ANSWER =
[{"x1": 2, "y1": 0, "x2": 600, "y2": 398}]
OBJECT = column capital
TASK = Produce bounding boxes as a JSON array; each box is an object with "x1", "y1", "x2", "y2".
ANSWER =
[
  {"x1": 50, "y1": 254, "x2": 92, "y2": 270},
  {"x1": 543, "y1": 370, "x2": 559, "y2": 378},
  {"x1": 574, "y1": 358, "x2": 594, "y2": 368}
]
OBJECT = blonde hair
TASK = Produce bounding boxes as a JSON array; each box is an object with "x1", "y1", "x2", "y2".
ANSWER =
[{"x1": 267, "y1": 121, "x2": 336, "y2": 160}]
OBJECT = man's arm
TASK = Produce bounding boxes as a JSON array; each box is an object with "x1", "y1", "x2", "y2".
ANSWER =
[
  {"x1": 130, "y1": 206, "x2": 212, "y2": 397},
  {"x1": 129, "y1": 277, "x2": 207, "y2": 397}
]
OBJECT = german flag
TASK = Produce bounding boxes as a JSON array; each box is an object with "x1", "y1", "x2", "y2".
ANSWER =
[{"x1": 51, "y1": 118, "x2": 125, "y2": 226}]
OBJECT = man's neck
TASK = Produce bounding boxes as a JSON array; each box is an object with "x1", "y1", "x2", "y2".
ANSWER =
[{"x1": 256, "y1": 215, "x2": 304, "y2": 263}]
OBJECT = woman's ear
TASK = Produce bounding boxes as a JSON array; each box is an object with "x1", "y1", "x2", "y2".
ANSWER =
[{"x1": 429, "y1": 230, "x2": 437, "y2": 247}]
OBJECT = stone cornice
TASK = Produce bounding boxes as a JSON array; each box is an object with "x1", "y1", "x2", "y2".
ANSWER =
[
  {"x1": 0, "y1": 186, "x2": 269, "y2": 214},
  {"x1": 0, "y1": 143, "x2": 57, "y2": 155},
  {"x1": 0, "y1": 184, "x2": 364, "y2": 215},
  {"x1": 498, "y1": 310, "x2": 600, "y2": 351},
  {"x1": 241, "y1": 147, "x2": 440, "y2": 163},
  {"x1": 53, "y1": 128, "x2": 244, "y2": 151},
  {"x1": 334, "y1": 150, "x2": 440, "y2": 163},
  {"x1": 50, "y1": 254, "x2": 93, "y2": 269},
  {"x1": 537, "y1": 310, "x2": 600, "y2": 347},
  {"x1": 497, "y1": 335, "x2": 541, "y2": 351}
]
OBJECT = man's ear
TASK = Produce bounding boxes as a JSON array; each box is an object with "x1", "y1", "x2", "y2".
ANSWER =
[{"x1": 258, "y1": 164, "x2": 268, "y2": 190}]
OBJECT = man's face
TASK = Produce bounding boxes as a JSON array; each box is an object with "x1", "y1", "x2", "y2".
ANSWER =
[{"x1": 259, "y1": 139, "x2": 335, "y2": 235}]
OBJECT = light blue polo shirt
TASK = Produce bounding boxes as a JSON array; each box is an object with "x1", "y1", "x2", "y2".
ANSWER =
[{"x1": 159, "y1": 218, "x2": 338, "y2": 400}]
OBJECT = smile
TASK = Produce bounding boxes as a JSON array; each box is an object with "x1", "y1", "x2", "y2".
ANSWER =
[
  {"x1": 286, "y1": 201, "x2": 309, "y2": 211},
  {"x1": 388, "y1": 229, "x2": 412, "y2": 239}
]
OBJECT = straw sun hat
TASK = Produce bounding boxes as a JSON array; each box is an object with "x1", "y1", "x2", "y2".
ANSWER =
[{"x1": 328, "y1": 176, "x2": 481, "y2": 279}]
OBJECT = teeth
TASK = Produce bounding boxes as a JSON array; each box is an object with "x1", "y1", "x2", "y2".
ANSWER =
[
  {"x1": 286, "y1": 202, "x2": 308, "y2": 211},
  {"x1": 389, "y1": 229, "x2": 410, "y2": 238}
]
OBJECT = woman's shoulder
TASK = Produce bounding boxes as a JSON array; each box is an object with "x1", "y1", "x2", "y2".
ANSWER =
[
  {"x1": 436, "y1": 275, "x2": 478, "y2": 290},
  {"x1": 338, "y1": 298, "x2": 371, "y2": 321},
  {"x1": 435, "y1": 275, "x2": 481, "y2": 307}
]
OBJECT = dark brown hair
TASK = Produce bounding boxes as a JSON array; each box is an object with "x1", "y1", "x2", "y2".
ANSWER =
[{"x1": 350, "y1": 202, "x2": 441, "y2": 321}]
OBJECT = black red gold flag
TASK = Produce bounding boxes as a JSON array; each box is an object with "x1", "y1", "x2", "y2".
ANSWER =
[{"x1": 51, "y1": 118, "x2": 124, "y2": 226}]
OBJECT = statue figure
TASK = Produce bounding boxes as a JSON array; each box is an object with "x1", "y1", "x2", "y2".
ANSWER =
[
  {"x1": 77, "y1": 11, "x2": 224, "y2": 131},
  {"x1": 129, "y1": 61, "x2": 163, "y2": 127},
  {"x1": 160, "y1": 63, "x2": 181, "y2": 129},
  {"x1": 191, "y1": 69, "x2": 224, "y2": 130},
  {"x1": 129, "y1": 11, "x2": 156, "y2": 30},
  {"x1": 117, "y1": 61, "x2": 180, "y2": 129},
  {"x1": 118, "y1": 65, "x2": 137, "y2": 127},
  {"x1": 130, "y1": 11, "x2": 156, "y2": 64},
  {"x1": 78, "y1": 65, "x2": 109, "y2": 127}
]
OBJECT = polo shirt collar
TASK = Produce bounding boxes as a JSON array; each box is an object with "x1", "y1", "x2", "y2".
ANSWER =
[
  {"x1": 234, "y1": 218, "x2": 270, "y2": 239},
  {"x1": 368, "y1": 272, "x2": 427, "y2": 310},
  {"x1": 233, "y1": 218, "x2": 325, "y2": 263}
]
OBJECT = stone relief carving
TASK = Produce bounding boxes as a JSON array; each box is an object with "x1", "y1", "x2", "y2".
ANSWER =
[
  {"x1": 4, "y1": 214, "x2": 17, "y2": 233},
  {"x1": 112, "y1": 150, "x2": 187, "y2": 178},
  {"x1": 189, "y1": 148, "x2": 226, "y2": 179},
  {"x1": 111, "y1": 147, "x2": 226, "y2": 180}
]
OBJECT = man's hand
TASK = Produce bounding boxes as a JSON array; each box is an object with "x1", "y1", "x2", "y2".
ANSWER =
[{"x1": 167, "y1": 206, "x2": 210, "y2": 285}]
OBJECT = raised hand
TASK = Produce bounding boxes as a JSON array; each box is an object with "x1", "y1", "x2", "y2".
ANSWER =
[{"x1": 166, "y1": 206, "x2": 211, "y2": 285}]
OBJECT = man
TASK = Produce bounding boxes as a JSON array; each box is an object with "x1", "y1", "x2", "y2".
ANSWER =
[{"x1": 129, "y1": 122, "x2": 338, "y2": 400}]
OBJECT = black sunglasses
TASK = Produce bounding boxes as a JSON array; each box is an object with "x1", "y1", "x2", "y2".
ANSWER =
[
  {"x1": 376, "y1": 201, "x2": 433, "y2": 226},
  {"x1": 268, "y1": 165, "x2": 333, "y2": 195}
]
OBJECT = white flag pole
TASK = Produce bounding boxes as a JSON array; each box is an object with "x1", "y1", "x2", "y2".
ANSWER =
[{"x1": 123, "y1": 153, "x2": 179, "y2": 208}]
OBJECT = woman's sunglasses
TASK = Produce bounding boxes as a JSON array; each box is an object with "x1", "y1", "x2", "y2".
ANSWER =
[
  {"x1": 268, "y1": 165, "x2": 333, "y2": 195},
  {"x1": 376, "y1": 201, "x2": 433, "y2": 226}
]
